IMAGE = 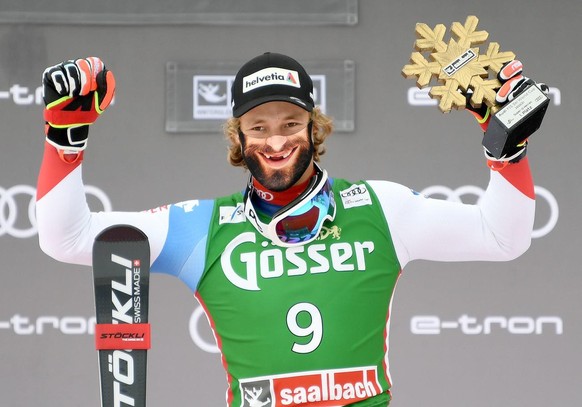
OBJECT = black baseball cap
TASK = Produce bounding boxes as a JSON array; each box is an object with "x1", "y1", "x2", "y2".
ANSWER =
[{"x1": 231, "y1": 52, "x2": 315, "y2": 118}]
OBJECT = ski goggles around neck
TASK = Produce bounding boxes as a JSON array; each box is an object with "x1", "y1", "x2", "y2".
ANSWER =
[{"x1": 243, "y1": 164, "x2": 336, "y2": 247}]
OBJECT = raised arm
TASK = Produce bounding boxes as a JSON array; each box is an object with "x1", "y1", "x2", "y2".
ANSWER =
[
  {"x1": 373, "y1": 60, "x2": 548, "y2": 268},
  {"x1": 35, "y1": 58, "x2": 169, "y2": 266},
  {"x1": 369, "y1": 158, "x2": 535, "y2": 268}
]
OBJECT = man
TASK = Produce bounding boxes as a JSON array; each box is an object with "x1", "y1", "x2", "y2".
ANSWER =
[{"x1": 36, "y1": 52, "x2": 542, "y2": 406}]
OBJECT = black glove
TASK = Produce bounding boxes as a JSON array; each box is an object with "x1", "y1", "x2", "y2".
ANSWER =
[
  {"x1": 466, "y1": 60, "x2": 549, "y2": 166},
  {"x1": 42, "y1": 57, "x2": 116, "y2": 155}
]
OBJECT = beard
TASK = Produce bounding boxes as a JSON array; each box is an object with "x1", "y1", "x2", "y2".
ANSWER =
[{"x1": 241, "y1": 134, "x2": 314, "y2": 192}]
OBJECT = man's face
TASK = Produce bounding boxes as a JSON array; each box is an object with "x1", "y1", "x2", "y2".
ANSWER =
[{"x1": 239, "y1": 101, "x2": 313, "y2": 191}]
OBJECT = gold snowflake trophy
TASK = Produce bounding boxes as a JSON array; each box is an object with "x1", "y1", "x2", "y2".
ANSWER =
[{"x1": 402, "y1": 15, "x2": 549, "y2": 159}]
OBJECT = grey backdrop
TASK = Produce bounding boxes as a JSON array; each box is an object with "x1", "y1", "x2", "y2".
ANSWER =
[{"x1": 0, "y1": 0, "x2": 579, "y2": 406}]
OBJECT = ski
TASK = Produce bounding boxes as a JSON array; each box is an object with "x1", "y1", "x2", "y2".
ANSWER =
[{"x1": 92, "y1": 225, "x2": 151, "y2": 407}]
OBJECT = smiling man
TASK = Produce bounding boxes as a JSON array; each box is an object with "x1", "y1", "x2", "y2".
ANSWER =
[
  {"x1": 36, "y1": 52, "x2": 545, "y2": 406},
  {"x1": 238, "y1": 101, "x2": 313, "y2": 190}
]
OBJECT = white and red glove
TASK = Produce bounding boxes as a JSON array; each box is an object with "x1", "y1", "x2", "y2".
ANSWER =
[{"x1": 42, "y1": 57, "x2": 115, "y2": 159}]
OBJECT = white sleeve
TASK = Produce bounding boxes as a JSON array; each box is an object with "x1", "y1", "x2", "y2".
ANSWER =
[
  {"x1": 36, "y1": 147, "x2": 169, "y2": 266},
  {"x1": 368, "y1": 165, "x2": 535, "y2": 269}
]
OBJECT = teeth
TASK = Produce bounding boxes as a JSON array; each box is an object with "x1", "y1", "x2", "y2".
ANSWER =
[{"x1": 265, "y1": 151, "x2": 291, "y2": 159}]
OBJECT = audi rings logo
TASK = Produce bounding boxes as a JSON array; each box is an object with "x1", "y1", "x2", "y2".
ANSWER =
[
  {"x1": 254, "y1": 189, "x2": 274, "y2": 201},
  {"x1": 420, "y1": 185, "x2": 558, "y2": 238},
  {"x1": 189, "y1": 305, "x2": 219, "y2": 353},
  {"x1": 0, "y1": 185, "x2": 112, "y2": 239},
  {"x1": 340, "y1": 185, "x2": 367, "y2": 198}
]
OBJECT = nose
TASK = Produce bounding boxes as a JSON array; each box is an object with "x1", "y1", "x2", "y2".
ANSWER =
[{"x1": 265, "y1": 135, "x2": 287, "y2": 151}]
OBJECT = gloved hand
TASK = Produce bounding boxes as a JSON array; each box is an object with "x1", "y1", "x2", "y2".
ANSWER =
[
  {"x1": 465, "y1": 60, "x2": 525, "y2": 131},
  {"x1": 466, "y1": 60, "x2": 549, "y2": 167},
  {"x1": 495, "y1": 60, "x2": 550, "y2": 105},
  {"x1": 42, "y1": 57, "x2": 115, "y2": 156}
]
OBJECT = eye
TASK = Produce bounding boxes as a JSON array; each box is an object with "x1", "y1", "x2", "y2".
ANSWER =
[{"x1": 244, "y1": 125, "x2": 268, "y2": 137}]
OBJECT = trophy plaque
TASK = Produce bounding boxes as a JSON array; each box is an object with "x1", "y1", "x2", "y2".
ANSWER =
[{"x1": 402, "y1": 15, "x2": 549, "y2": 159}]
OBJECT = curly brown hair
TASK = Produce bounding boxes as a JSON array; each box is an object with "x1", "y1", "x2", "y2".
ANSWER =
[{"x1": 223, "y1": 107, "x2": 334, "y2": 168}]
